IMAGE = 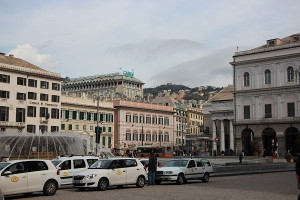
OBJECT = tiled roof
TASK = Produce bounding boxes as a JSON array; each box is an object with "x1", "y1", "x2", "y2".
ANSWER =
[
  {"x1": 253, "y1": 33, "x2": 300, "y2": 50},
  {"x1": 207, "y1": 85, "x2": 233, "y2": 102},
  {"x1": 0, "y1": 54, "x2": 47, "y2": 72}
]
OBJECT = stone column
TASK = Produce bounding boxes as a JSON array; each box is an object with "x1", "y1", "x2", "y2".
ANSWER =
[
  {"x1": 220, "y1": 120, "x2": 225, "y2": 152},
  {"x1": 212, "y1": 120, "x2": 217, "y2": 151},
  {"x1": 229, "y1": 120, "x2": 234, "y2": 150}
]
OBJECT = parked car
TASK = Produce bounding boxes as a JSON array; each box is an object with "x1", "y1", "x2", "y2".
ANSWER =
[
  {"x1": 155, "y1": 158, "x2": 213, "y2": 185},
  {"x1": 52, "y1": 155, "x2": 99, "y2": 185},
  {"x1": 0, "y1": 160, "x2": 61, "y2": 197},
  {"x1": 73, "y1": 158, "x2": 147, "y2": 191}
]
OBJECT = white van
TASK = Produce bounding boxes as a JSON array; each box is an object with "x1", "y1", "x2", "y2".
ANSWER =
[{"x1": 52, "y1": 155, "x2": 99, "y2": 185}]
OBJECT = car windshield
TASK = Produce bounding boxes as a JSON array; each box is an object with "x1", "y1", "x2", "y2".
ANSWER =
[
  {"x1": 165, "y1": 160, "x2": 188, "y2": 167},
  {"x1": 89, "y1": 160, "x2": 113, "y2": 169},
  {"x1": 51, "y1": 160, "x2": 62, "y2": 167},
  {"x1": 0, "y1": 163, "x2": 10, "y2": 170}
]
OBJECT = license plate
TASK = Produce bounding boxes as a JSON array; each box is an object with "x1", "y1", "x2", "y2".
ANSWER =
[{"x1": 74, "y1": 180, "x2": 81, "y2": 183}]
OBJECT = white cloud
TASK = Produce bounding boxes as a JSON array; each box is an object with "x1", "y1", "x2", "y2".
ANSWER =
[{"x1": 8, "y1": 44, "x2": 57, "y2": 71}]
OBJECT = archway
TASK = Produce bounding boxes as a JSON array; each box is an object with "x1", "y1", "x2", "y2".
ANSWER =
[
  {"x1": 241, "y1": 129, "x2": 254, "y2": 156},
  {"x1": 285, "y1": 127, "x2": 300, "y2": 156},
  {"x1": 262, "y1": 128, "x2": 277, "y2": 156}
]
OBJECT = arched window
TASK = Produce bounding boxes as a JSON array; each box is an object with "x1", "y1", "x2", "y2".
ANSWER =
[
  {"x1": 265, "y1": 69, "x2": 271, "y2": 84},
  {"x1": 287, "y1": 67, "x2": 294, "y2": 82},
  {"x1": 244, "y1": 72, "x2": 250, "y2": 87}
]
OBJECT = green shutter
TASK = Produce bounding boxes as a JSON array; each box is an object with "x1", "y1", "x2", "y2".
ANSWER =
[
  {"x1": 87, "y1": 112, "x2": 91, "y2": 120},
  {"x1": 94, "y1": 113, "x2": 98, "y2": 121},
  {"x1": 108, "y1": 127, "x2": 112, "y2": 132},
  {"x1": 61, "y1": 124, "x2": 65, "y2": 130},
  {"x1": 65, "y1": 110, "x2": 69, "y2": 119},
  {"x1": 68, "y1": 124, "x2": 72, "y2": 130},
  {"x1": 108, "y1": 137, "x2": 111, "y2": 145},
  {"x1": 100, "y1": 114, "x2": 104, "y2": 121},
  {"x1": 102, "y1": 136, "x2": 106, "y2": 146},
  {"x1": 80, "y1": 112, "x2": 84, "y2": 120},
  {"x1": 102, "y1": 126, "x2": 106, "y2": 132},
  {"x1": 72, "y1": 111, "x2": 77, "y2": 119}
]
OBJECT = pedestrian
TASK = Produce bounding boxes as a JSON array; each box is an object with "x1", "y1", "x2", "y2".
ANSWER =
[
  {"x1": 173, "y1": 151, "x2": 176, "y2": 157},
  {"x1": 239, "y1": 151, "x2": 244, "y2": 164},
  {"x1": 148, "y1": 151, "x2": 157, "y2": 185},
  {"x1": 262, "y1": 149, "x2": 266, "y2": 157},
  {"x1": 221, "y1": 150, "x2": 225, "y2": 157}
]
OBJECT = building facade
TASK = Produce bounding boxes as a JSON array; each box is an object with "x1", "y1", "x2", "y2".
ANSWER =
[
  {"x1": 113, "y1": 100, "x2": 174, "y2": 152},
  {"x1": 204, "y1": 86, "x2": 234, "y2": 155},
  {"x1": 62, "y1": 72, "x2": 144, "y2": 100},
  {"x1": 0, "y1": 54, "x2": 62, "y2": 133},
  {"x1": 60, "y1": 95, "x2": 115, "y2": 152},
  {"x1": 231, "y1": 33, "x2": 300, "y2": 156}
]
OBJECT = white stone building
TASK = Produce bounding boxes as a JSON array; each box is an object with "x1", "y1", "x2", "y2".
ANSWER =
[
  {"x1": 231, "y1": 33, "x2": 300, "y2": 156},
  {"x1": 0, "y1": 53, "x2": 62, "y2": 133}
]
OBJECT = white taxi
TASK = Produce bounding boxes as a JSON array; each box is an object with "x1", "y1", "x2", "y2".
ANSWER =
[
  {"x1": 52, "y1": 155, "x2": 99, "y2": 185},
  {"x1": 0, "y1": 160, "x2": 61, "y2": 197},
  {"x1": 73, "y1": 158, "x2": 147, "y2": 191},
  {"x1": 155, "y1": 158, "x2": 213, "y2": 184}
]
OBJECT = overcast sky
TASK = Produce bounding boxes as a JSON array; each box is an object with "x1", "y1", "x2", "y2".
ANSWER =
[{"x1": 1, "y1": 0, "x2": 300, "y2": 87}]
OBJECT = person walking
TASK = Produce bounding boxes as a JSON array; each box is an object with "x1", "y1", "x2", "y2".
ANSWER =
[
  {"x1": 239, "y1": 150, "x2": 244, "y2": 164},
  {"x1": 148, "y1": 151, "x2": 157, "y2": 185}
]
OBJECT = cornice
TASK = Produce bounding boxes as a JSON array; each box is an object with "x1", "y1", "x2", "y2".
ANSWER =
[{"x1": 234, "y1": 85, "x2": 300, "y2": 95}]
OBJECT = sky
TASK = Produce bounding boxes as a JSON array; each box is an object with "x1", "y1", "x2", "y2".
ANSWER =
[{"x1": 1, "y1": 0, "x2": 300, "y2": 88}]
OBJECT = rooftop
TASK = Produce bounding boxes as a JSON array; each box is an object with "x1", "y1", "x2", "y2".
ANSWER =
[{"x1": 207, "y1": 85, "x2": 233, "y2": 102}]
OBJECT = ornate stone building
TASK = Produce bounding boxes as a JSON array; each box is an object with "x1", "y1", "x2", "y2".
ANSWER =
[
  {"x1": 231, "y1": 33, "x2": 300, "y2": 156},
  {"x1": 62, "y1": 72, "x2": 144, "y2": 100},
  {"x1": 203, "y1": 86, "x2": 234, "y2": 155}
]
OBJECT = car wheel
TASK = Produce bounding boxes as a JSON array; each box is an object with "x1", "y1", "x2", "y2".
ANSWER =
[
  {"x1": 43, "y1": 180, "x2": 58, "y2": 196},
  {"x1": 136, "y1": 176, "x2": 145, "y2": 188},
  {"x1": 176, "y1": 174, "x2": 185, "y2": 185},
  {"x1": 97, "y1": 178, "x2": 108, "y2": 191},
  {"x1": 155, "y1": 180, "x2": 161, "y2": 185},
  {"x1": 202, "y1": 173, "x2": 209, "y2": 183},
  {"x1": 77, "y1": 188, "x2": 85, "y2": 191}
]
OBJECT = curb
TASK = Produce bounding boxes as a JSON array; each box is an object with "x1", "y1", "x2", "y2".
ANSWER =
[{"x1": 211, "y1": 168, "x2": 295, "y2": 177}]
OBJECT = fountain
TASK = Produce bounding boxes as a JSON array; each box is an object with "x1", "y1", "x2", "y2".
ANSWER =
[{"x1": 0, "y1": 131, "x2": 89, "y2": 160}]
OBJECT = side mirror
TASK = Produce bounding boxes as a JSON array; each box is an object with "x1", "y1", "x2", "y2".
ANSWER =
[
  {"x1": 57, "y1": 167, "x2": 61, "y2": 170},
  {"x1": 3, "y1": 171, "x2": 12, "y2": 176}
]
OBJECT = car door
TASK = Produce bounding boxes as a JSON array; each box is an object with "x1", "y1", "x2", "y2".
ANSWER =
[
  {"x1": 186, "y1": 160, "x2": 196, "y2": 179},
  {"x1": 87, "y1": 159, "x2": 98, "y2": 167},
  {"x1": 196, "y1": 160, "x2": 206, "y2": 177},
  {"x1": 109, "y1": 160, "x2": 126, "y2": 186},
  {"x1": 125, "y1": 159, "x2": 139, "y2": 184},
  {"x1": 58, "y1": 160, "x2": 72, "y2": 185},
  {"x1": 0, "y1": 162, "x2": 27, "y2": 195},
  {"x1": 26, "y1": 161, "x2": 49, "y2": 192},
  {"x1": 72, "y1": 159, "x2": 87, "y2": 184}
]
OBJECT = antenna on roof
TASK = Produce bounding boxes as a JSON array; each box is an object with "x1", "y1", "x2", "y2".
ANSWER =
[{"x1": 237, "y1": 46, "x2": 239, "y2": 52}]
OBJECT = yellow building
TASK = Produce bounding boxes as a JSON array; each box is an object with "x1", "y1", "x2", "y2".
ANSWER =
[
  {"x1": 186, "y1": 107, "x2": 203, "y2": 135},
  {"x1": 60, "y1": 94, "x2": 115, "y2": 153}
]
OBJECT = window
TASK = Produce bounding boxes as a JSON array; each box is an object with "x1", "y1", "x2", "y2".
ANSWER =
[
  {"x1": 164, "y1": 135, "x2": 169, "y2": 142},
  {"x1": 27, "y1": 106, "x2": 36, "y2": 117},
  {"x1": 27, "y1": 161, "x2": 48, "y2": 172},
  {"x1": 40, "y1": 81, "x2": 49, "y2": 89},
  {"x1": 28, "y1": 79, "x2": 37, "y2": 87},
  {"x1": 100, "y1": 113, "x2": 104, "y2": 121},
  {"x1": 264, "y1": 69, "x2": 271, "y2": 84},
  {"x1": 65, "y1": 110, "x2": 70, "y2": 119},
  {"x1": 40, "y1": 107, "x2": 49, "y2": 118},
  {"x1": 164, "y1": 118, "x2": 169, "y2": 125},
  {"x1": 0, "y1": 90, "x2": 9, "y2": 99},
  {"x1": 51, "y1": 108, "x2": 59, "y2": 119},
  {"x1": 287, "y1": 102, "x2": 295, "y2": 117},
  {"x1": 152, "y1": 117, "x2": 157, "y2": 124},
  {"x1": 83, "y1": 125, "x2": 86, "y2": 131},
  {"x1": 140, "y1": 116, "x2": 144, "y2": 123},
  {"x1": 59, "y1": 160, "x2": 71, "y2": 170},
  {"x1": 0, "y1": 74, "x2": 10, "y2": 83},
  {"x1": 40, "y1": 94, "x2": 48, "y2": 101},
  {"x1": 126, "y1": 133, "x2": 131, "y2": 141},
  {"x1": 90, "y1": 126, "x2": 93, "y2": 131},
  {"x1": 39, "y1": 125, "x2": 47, "y2": 133},
  {"x1": 146, "y1": 116, "x2": 151, "y2": 124},
  {"x1": 108, "y1": 127, "x2": 112, "y2": 132},
  {"x1": 27, "y1": 125, "x2": 36, "y2": 133},
  {"x1": 51, "y1": 126, "x2": 59, "y2": 132},
  {"x1": 87, "y1": 159, "x2": 98, "y2": 167},
  {"x1": 159, "y1": 134, "x2": 163, "y2": 142},
  {"x1": 102, "y1": 136, "x2": 106, "y2": 146},
  {"x1": 146, "y1": 134, "x2": 151, "y2": 141},
  {"x1": 126, "y1": 114, "x2": 131, "y2": 122},
  {"x1": 125, "y1": 159, "x2": 137, "y2": 168},
  {"x1": 244, "y1": 72, "x2": 250, "y2": 87},
  {"x1": 68, "y1": 124, "x2": 72, "y2": 130},
  {"x1": 76, "y1": 125, "x2": 79, "y2": 130},
  {"x1": 87, "y1": 113, "x2": 91, "y2": 121},
  {"x1": 287, "y1": 67, "x2": 294, "y2": 82},
  {"x1": 108, "y1": 137, "x2": 112, "y2": 146},
  {"x1": 52, "y1": 83, "x2": 60, "y2": 91},
  {"x1": 102, "y1": 126, "x2": 106, "y2": 132},
  {"x1": 244, "y1": 105, "x2": 250, "y2": 119},
  {"x1": 265, "y1": 104, "x2": 272, "y2": 118},
  {"x1": 61, "y1": 124, "x2": 65, "y2": 130},
  {"x1": 110, "y1": 160, "x2": 125, "y2": 169},
  {"x1": 187, "y1": 160, "x2": 196, "y2": 168},
  {"x1": 17, "y1": 77, "x2": 26, "y2": 86},
  {"x1": 4, "y1": 162, "x2": 25, "y2": 174},
  {"x1": 72, "y1": 111, "x2": 77, "y2": 120},
  {"x1": 158, "y1": 117, "x2": 163, "y2": 125},
  {"x1": 73, "y1": 159, "x2": 86, "y2": 169},
  {"x1": 139, "y1": 134, "x2": 144, "y2": 141},
  {"x1": 133, "y1": 133, "x2": 138, "y2": 141},
  {"x1": 133, "y1": 115, "x2": 138, "y2": 123},
  {"x1": 28, "y1": 92, "x2": 37, "y2": 100},
  {"x1": 51, "y1": 95, "x2": 60, "y2": 103},
  {"x1": 79, "y1": 112, "x2": 84, "y2": 120},
  {"x1": 152, "y1": 134, "x2": 157, "y2": 141},
  {"x1": 16, "y1": 108, "x2": 25, "y2": 122},
  {"x1": 17, "y1": 93, "x2": 26, "y2": 100}
]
